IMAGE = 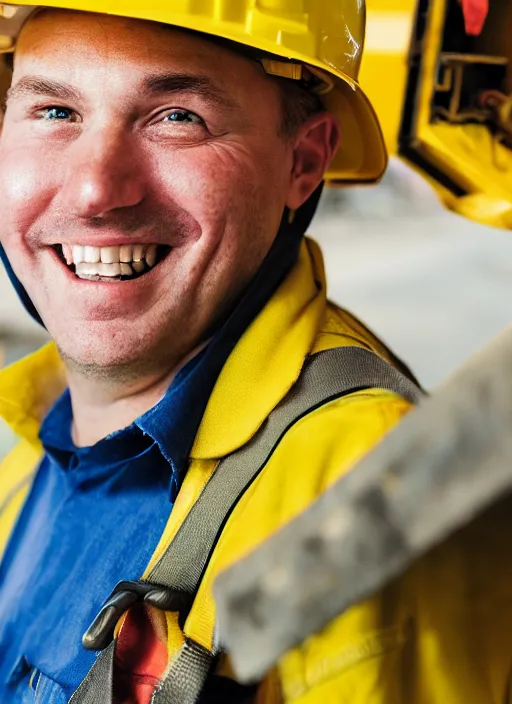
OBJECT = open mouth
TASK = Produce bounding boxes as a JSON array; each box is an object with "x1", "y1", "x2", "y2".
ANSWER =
[{"x1": 52, "y1": 243, "x2": 171, "y2": 282}]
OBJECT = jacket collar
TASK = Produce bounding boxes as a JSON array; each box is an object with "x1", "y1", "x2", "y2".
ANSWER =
[
  {"x1": 0, "y1": 238, "x2": 326, "y2": 457},
  {"x1": 191, "y1": 238, "x2": 326, "y2": 458},
  {"x1": 0, "y1": 342, "x2": 65, "y2": 448}
]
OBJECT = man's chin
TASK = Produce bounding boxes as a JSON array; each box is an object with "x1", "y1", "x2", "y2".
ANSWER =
[
  {"x1": 49, "y1": 314, "x2": 194, "y2": 385},
  {"x1": 55, "y1": 333, "x2": 160, "y2": 383},
  {"x1": 58, "y1": 350, "x2": 140, "y2": 381}
]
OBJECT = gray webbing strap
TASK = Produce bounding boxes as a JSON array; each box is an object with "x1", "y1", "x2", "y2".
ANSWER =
[
  {"x1": 69, "y1": 347, "x2": 423, "y2": 704},
  {"x1": 151, "y1": 640, "x2": 213, "y2": 704},
  {"x1": 69, "y1": 641, "x2": 115, "y2": 703},
  {"x1": 148, "y1": 347, "x2": 422, "y2": 593}
]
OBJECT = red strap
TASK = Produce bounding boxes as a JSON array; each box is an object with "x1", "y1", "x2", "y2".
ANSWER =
[
  {"x1": 460, "y1": 0, "x2": 489, "y2": 35},
  {"x1": 113, "y1": 604, "x2": 169, "y2": 704}
]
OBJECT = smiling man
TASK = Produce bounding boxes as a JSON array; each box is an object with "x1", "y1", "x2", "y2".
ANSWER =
[{"x1": 0, "y1": 2, "x2": 426, "y2": 703}]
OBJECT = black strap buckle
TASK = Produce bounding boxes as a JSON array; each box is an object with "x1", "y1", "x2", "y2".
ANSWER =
[{"x1": 82, "y1": 580, "x2": 194, "y2": 651}]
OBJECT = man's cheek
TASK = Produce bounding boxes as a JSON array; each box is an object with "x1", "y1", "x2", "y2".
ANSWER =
[
  {"x1": 0, "y1": 159, "x2": 51, "y2": 293},
  {"x1": 157, "y1": 151, "x2": 246, "y2": 219},
  {"x1": 0, "y1": 154, "x2": 53, "y2": 233}
]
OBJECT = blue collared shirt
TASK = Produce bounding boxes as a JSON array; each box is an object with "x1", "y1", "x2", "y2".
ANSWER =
[{"x1": 0, "y1": 224, "x2": 303, "y2": 701}]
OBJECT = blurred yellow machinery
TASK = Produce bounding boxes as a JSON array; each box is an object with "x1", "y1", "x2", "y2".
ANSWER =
[{"x1": 361, "y1": 0, "x2": 512, "y2": 228}]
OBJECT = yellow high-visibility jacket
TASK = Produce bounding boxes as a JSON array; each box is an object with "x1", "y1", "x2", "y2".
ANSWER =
[{"x1": 0, "y1": 238, "x2": 509, "y2": 703}]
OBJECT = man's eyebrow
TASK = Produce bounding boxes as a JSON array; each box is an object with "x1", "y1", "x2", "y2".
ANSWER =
[
  {"x1": 144, "y1": 73, "x2": 241, "y2": 111},
  {"x1": 7, "y1": 75, "x2": 81, "y2": 104},
  {"x1": 5, "y1": 72, "x2": 241, "y2": 112}
]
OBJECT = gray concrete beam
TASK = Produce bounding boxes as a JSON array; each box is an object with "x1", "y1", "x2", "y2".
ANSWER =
[{"x1": 214, "y1": 324, "x2": 512, "y2": 681}]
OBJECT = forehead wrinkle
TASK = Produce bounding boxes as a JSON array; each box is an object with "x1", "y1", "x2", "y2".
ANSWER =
[
  {"x1": 7, "y1": 75, "x2": 82, "y2": 104},
  {"x1": 144, "y1": 73, "x2": 241, "y2": 112}
]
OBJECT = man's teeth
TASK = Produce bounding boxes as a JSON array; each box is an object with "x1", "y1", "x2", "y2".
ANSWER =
[
  {"x1": 62, "y1": 244, "x2": 159, "y2": 280},
  {"x1": 75, "y1": 262, "x2": 134, "y2": 278}
]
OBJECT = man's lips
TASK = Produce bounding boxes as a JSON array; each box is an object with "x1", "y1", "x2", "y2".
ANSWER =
[
  {"x1": 42, "y1": 243, "x2": 173, "y2": 321},
  {"x1": 51, "y1": 242, "x2": 171, "y2": 282}
]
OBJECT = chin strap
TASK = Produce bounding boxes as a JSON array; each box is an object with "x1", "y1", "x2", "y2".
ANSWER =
[{"x1": 0, "y1": 243, "x2": 44, "y2": 327}]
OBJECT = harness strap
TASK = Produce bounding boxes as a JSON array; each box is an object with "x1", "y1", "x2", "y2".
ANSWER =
[
  {"x1": 69, "y1": 641, "x2": 115, "y2": 704},
  {"x1": 69, "y1": 347, "x2": 423, "y2": 704},
  {"x1": 151, "y1": 640, "x2": 213, "y2": 704}
]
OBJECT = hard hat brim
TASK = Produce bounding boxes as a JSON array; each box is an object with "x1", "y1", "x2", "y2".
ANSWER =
[{"x1": 323, "y1": 78, "x2": 387, "y2": 184}]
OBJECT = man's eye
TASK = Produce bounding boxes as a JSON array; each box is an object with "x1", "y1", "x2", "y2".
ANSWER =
[
  {"x1": 38, "y1": 106, "x2": 76, "y2": 121},
  {"x1": 162, "y1": 109, "x2": 203, "y2": 125}
]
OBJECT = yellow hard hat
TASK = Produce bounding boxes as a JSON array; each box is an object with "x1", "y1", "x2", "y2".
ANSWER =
[{"x1": 0, "y1": 0, "x2": 387, "y2": 185}]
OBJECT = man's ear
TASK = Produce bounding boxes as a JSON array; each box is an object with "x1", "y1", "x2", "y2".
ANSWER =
[{"x1": 285, "y1": 112, "x2": 341, "y2": 211}]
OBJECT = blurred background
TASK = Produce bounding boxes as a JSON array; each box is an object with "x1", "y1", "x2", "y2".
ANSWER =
[
  {"x1": 1, "y1": 157, "x2": 511, "y2": 456},
  {"x1": 315, "y1": 159, "x2": 512, "y2": 389}
]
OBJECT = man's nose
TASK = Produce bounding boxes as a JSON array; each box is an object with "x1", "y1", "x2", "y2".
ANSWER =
[{"x1": 60, "y1": 128, "x2": 146, "y2": 219}]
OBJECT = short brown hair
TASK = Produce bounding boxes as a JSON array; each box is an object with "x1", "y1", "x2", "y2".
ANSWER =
[{"x1": 277, "y1": 77, "x2": 324, "y2": 139}]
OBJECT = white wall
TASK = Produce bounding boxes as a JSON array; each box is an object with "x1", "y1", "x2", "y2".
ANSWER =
[{"x1": 313, "y1": 160, "x2": 512, "y2": 389}]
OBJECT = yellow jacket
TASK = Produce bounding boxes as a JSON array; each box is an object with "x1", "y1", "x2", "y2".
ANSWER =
[{"x1": 1, "y1": 238, "x2": 507, "y2": 703}]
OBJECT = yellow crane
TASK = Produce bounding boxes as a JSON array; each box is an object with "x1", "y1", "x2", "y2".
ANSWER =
[{"x1": 360, "y1": 0, "x2": 512, "y2": 228}]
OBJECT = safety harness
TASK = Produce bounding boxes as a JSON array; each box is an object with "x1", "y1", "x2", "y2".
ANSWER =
[{"x1": 69, "y1": 346, "x2": 423, "y2": 704}]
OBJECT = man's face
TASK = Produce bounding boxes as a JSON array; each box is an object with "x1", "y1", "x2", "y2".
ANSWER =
[{"x1": 0, "y1": 11, "x2": 300, "y2": 377}]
